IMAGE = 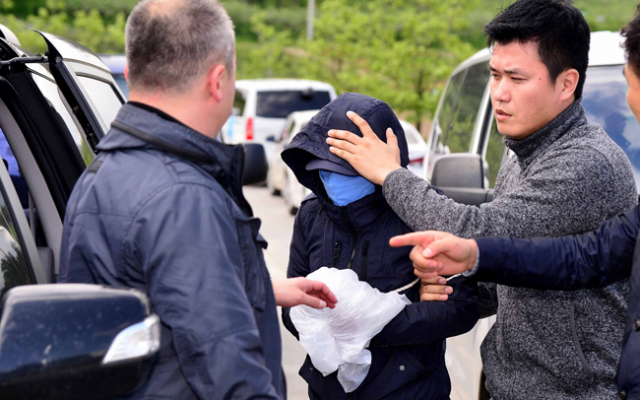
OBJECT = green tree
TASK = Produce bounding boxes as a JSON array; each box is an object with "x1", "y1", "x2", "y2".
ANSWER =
[{"x1": 242, "y1": 0, "x2": 478, "y2": 130}]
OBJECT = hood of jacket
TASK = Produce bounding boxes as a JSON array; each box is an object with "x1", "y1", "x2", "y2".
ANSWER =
[{"x1": 281, "y1": 93, "x2": 410, "y2": 198}]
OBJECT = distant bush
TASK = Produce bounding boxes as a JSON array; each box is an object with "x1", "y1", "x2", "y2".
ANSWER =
[
  {"x1": 64, "y1": 0, "x2": 137, "y2": 20},
  {"x1": 224, "y1": 1, "x2": 306, "y2": 41}
]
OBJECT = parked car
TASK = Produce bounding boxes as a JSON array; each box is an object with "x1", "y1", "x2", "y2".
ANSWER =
[
  {"x1": 399, "y1": 120, "x2": 428, "y2": 177},
  {"x1": 423, "y1": 31, "x2": 640, "y2": 400},
  {"x1": 223, "y1": 79, "x2": 337, "y2": 175},
  {"x1": 99, "y1": 54, "x2": 128, "y2": 99},
  {"x1": 267, "y1": 110, "x2": 318, "y2": 214},
  {"x1": 0, "y1": 24, "x2": 265, "y2": 398}
]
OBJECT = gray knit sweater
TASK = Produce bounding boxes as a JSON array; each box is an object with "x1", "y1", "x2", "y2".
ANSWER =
[{"x1": 383, "y1": 100, "x2": 637, "y2": 400}]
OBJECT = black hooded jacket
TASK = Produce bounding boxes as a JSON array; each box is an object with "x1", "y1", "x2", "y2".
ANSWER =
[{"x1": 281, "y1": 93, "x2": 478, "y2": 400}]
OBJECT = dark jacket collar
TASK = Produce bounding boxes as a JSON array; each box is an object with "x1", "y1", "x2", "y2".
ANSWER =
[
  {"x1": 504, "y1": 99, "x2": 586, "y2": 170},
  {"x1": 98, "y1": 102, "x2": 253, "y2": 216},
  {"x1": 312, "y1": 187, "x2": 390, "y2": 230}
]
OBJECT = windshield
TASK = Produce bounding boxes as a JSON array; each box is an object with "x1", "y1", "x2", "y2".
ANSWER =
[
  {"x1": 582, "y1": 65, "x2": 640, "y2": 190},
  {"x1": 256, "y1": 90, "x2": 331, "y2": 118}
]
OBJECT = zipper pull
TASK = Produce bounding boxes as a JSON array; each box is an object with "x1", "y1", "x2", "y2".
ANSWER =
[
  {"x1": 332, "y1": 241, "x2": 341, "y2": 268},
  {"x1": 361, "y1": 241, "x2": 369, "y2": 281}
]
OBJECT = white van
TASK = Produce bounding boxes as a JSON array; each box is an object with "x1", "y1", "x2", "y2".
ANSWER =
[
  {"x1": 423, "y1": 31, "x2": 640, "y2": 400},
  {"x1": 223, "y1": 79, "x2": 337, "y2": 144}
]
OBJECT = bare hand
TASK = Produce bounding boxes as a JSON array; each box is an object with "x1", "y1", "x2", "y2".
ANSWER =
[
  {"x1": 272, "y1": 278, "x2": 338, "y2": 309},
  {"x1": 389, "y1": 231, "x2": 478, "y2": 277},
  {"x1": 326, "y1": 111, "x2": 402, "y2": 185},
  {"x1": 419, "y1": 276, "x2": 453, "y2": 302}
]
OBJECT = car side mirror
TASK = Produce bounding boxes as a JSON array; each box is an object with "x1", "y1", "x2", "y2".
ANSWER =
[
  {"x1": 243, "y1": 143, "x2": 268, "y2": 185},
  {"x1": 0, "y1": 284, "x2": 160, "y2": 400},
  {"x1": 431, "y1": 154, "x2": 493, "y2": 206}
]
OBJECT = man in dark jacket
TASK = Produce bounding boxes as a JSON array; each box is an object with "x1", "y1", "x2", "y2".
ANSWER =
[
  {"x1": 325, "y1": 1, "x2": 637, "y2": 399},
  {"x1": 390, "y1": 7, "x2": 640, "y2": 399},
  {"x1": 58, "y1": 1, "x2": 336, "y2": 399},
  {"x1": 281, "y1": 93, "x2": 478, "y2": 400}
]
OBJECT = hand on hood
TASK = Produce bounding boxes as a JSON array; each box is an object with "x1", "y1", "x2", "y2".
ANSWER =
[{"x1": 327, "y1": 111, "x2": 403, "y2": 185}]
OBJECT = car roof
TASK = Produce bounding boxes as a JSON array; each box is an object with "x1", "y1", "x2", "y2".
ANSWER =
[
  {"x1": 98, "y1": 54, "x2": 126, "y2": 74},
  {"x1": 236, "y1": 79, "x2": 335, "y2": 91},
  {"x1": 451, "y1": 30, "x2": 626, "y2": 75}
]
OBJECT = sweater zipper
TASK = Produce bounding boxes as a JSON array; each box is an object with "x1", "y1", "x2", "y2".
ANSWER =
[
  {"x1": 361, "y1": 241, "x2": 369, "y2": 281},
  {"x1": 341, "y1": 208, "x2": 359, "y2": 271},
  {"x1": 332, "y1": 241, "x2": 341, "y2": 268}
]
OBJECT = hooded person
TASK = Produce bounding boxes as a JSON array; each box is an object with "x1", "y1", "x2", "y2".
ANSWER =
[{"x1": 280, "y1": 93, "x2": 479, "y2": 400}]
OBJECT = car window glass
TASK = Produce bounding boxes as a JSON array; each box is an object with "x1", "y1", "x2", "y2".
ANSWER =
[
  {"x1": 256, "y1": 91, "x2": 331, "y2": 118},
  {"x1": 582, "y1": 65, "x2": 640, "y2": 189},
  {"x1": 288, "y1": 119, "x2": 297, "y2": 138},
  {"x1": 436, "y1": 71, "x2": 465, "y2": 148},
  {"x1": 111, "y1": 73, "x2": 129, "y2": 99},
  {"x1": 442, "y1": 62, "x2": 490, "y2": 153},
  {"x1": 405, "y1": 127, "x2": 420, "y2": 145},
  {"x1": 484, "y1": 117, "x2": 504, "y2": 188},
  {"x1": 233, "y1": 90, "x2": 246, "y2": 115},
  {"x1": 77, "y1": 76, "x2": 123, "y2": 131},
  {"x1": 280, "y1": 119, "x2": 294, "y2": 142},
  {"x1": 31, "y1": 74, "x2": 94, "y2": 166},
  {"x1": 0, "y1": 182, "x2": 33, "y2": 296}
]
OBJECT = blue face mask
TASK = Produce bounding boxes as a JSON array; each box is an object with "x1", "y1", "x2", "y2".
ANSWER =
[{"x1": 319, "y1": 170, "x2": 375, "y2": 206}]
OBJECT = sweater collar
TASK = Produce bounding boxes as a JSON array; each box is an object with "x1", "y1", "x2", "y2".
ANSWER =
[{"x1": 503, "y1": 100, "x2": 586, "y2": 170}]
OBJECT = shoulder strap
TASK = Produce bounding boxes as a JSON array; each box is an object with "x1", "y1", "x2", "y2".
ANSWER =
[{"x1": 111, "y1": 120, "x2": 213, "y2": 164}]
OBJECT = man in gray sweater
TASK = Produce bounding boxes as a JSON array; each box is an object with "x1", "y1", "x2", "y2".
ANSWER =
[{"x1": 325, "y1": 0, "x2": 637, "y2": 399}]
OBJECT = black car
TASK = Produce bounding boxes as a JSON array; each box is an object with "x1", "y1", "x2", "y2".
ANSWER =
[{"x1": 0, "y1": 24, "x2": 266, "y2": 399}]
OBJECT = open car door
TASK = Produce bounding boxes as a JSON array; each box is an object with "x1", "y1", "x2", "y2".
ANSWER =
[{"x1": 38, "y1": 31, "x2": 125, "y2": 153}]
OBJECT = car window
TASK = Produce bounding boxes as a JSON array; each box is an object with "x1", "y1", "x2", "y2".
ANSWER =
[
  {"x1": 484, "y1": 117, "x2": 505, "y2": 188},
  {"x1": 436, "y1": 71, "x2": 465, "y2": 147},
  {"x1": 31, "y1": 74, "x2": 94, "y2": 166},
  {"x1": 77, "y1": 76, "x2": 124, "y2": 131},
  {"x1": 401, "y1": 122, "x2": 421, "y2": 145},
  {"x1": 582, "y1": 65, "x2": 640, "y2": 190},
  {"x1": 442, "y1": 62, "x2": 490, "y2": 153},
  {"x1": 0, "y1": 184, "x2": 33, "y2": 296},
  {"x1": 233, "y1": 89, "x2": 246, "y2": 115},
  {"x1": 256, "y1": 90, "x2": 331, "y2": 118},
  {"x1": 280, "y1": 119, "x2": 294, "y2": 142},
  {"x1": 111, "y1": 73, "x2": 129, "y2": 99},
  {"x1": 287, "y1": 119, "x2": 297, "y2": 139}
]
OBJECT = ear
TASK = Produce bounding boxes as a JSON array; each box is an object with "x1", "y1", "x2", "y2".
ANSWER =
[
  {"x1": 559, "y1": 68, "x2": 579, "y2": 101},
  {"x1": 207, "y1": 64, "x2": 227, "y2": 102},
  {"x1": 123, "y1": 64, "x2": 129, "y2": 82}
]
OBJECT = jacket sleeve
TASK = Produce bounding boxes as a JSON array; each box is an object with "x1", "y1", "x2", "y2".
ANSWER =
[
  {"x1": 281, "y1": 203, "x2": 313, "y2": 340},
  {"x1": 472, "y1": 205, "x2": 640, "y2": 289},
  {"x1": 132, "y1": 185, "x2": 279, "y2": 400},
  {"x1": 382, "y1": 150, "x2": 629, "y2": 239},
  {"x1": 369, "y1": 277, "x2": 478, "y2": 347},
  {"x1": 382, "y1": 150, "x2": 633, "y2": 313}
]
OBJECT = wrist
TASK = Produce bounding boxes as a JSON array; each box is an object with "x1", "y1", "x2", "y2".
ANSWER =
[
  {"x1": 467, "y1": 239, "x2": 479, "y2": 272},
  {"x1": 379, "y1": 166, "x2": 401, "y2": 186}
]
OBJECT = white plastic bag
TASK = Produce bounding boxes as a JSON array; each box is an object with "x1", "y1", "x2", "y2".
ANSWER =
[{"x1": 290, "y1": 267, "x2": 410, "y2": 393}]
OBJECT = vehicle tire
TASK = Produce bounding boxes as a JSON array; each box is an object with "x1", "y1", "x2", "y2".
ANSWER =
[
  {"x1": 266, "y1": 168, "x2": 281, "y2": 196},
  {"x1": 289, "y1": 205, "x2": 298, "y2": 215}
]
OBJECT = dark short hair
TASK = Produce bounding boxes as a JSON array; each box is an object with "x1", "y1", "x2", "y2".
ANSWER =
[
  {"x1": 484, "y1": 0, "x2": 590, "y2": 99},
  {"x1": 622, "y1": 5, "x2": 640, "y2": 77},
  {"x1": 125, "y1": 0, "x2": 235, "y2": 94}
]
